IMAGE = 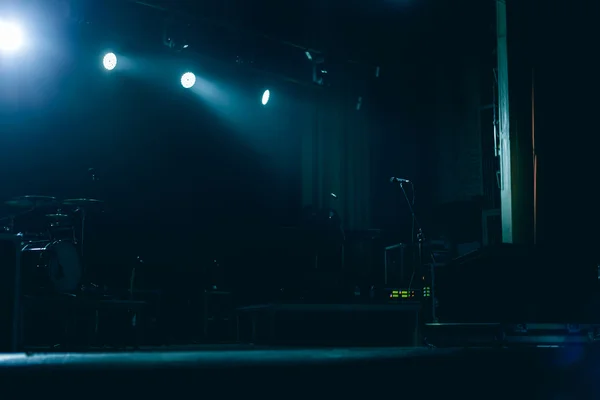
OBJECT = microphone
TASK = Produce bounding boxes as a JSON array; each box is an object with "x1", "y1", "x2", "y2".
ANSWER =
[{"x1": 390, "y1": 177, "x2": 411, "y2": 183}]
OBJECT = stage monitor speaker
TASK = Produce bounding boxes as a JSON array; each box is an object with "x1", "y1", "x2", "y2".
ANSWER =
[
  {"x1": 435, "y1": 244, "x2": 597, "y2": 323},
  {"x1": 383, "y1": 243, "x2": 415, "y2": 287}
]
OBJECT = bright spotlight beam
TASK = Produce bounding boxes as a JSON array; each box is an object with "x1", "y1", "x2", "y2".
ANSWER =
[
  {"x1": 103, "y1": 53, "x2": 117, "y2": 70},
  {"x1": 261, "y1": 89, "x2": 270, "y2": 106},
  {"x1": 0, "y1": 21, "x2": 24, "y2": 52},
  {"x1": 181, "y1": 72, "x2": 196, "y2": 89}
]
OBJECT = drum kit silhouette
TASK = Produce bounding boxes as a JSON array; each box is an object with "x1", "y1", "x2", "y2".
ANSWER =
[{"x1": 0, "y1": 195, "x2": 104, "y2": 294}]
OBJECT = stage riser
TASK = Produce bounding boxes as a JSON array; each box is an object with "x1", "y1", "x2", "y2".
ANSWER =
[
  {"x1": 435, "y1": 244, "x2": 597, "y2": 323},
  {"x1": 425, "y1": 323, "x2": 598, "y2": 347},
  {"x1": 424, "y1": 324, "x2": 503, "y2": 347},
  {"x1": 237, "y1": 311, "x2": 418, "y2": 346}
]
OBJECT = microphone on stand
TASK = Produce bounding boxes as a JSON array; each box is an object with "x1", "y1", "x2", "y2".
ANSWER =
[{"x1": 390, "y1": 177, "x2": 411, "y2": 183}]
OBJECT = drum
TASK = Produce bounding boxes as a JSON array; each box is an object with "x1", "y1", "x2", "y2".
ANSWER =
[
  {"x1": 21, "y1": 240, "x2": 82, "y2": 293},
  {"x1": 47, "y1": 223, "x2": 75, "y2": 241},
  {"x1": 46, "y1": 212, "x2": 75, "y2": 241}
]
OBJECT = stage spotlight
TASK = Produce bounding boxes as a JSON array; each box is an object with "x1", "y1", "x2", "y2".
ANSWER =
[
  {"x1": 261, "y1": 89, "x2": 270, "y2": 106},
  {"x1": 0, "y1": 20, "x2": 24, "y2": 52},
  {"x1": 102, "y1": 52, "x2": 117, "y2": 70},
  {"x1": 181, "y1": 72, "x2": 196, "y2": 89}
]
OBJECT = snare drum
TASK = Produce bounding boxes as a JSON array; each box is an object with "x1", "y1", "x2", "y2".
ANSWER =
[{"x1": 21, "y1": 240, "x2": 82, "y2": 293}]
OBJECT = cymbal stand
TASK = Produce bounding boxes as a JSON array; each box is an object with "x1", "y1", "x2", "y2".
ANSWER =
[{"x1": 1, "y1": 208, "x2": 34, "y2": 234}]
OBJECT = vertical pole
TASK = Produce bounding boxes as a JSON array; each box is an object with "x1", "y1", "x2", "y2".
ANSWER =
[
  {"x1": 532, "y1": 69, "x2": 537, "y2": 244},
  {"x1": 496, "y1": 0, "x2": 513, "y2": 243},
  {"x1": 12, "y1": 244, "x2": 22, "y2": 352}
]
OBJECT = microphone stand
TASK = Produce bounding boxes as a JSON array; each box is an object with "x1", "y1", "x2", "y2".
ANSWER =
[
  {"x1": 397, "y1": 182, "x2": 423, "y2": 290},
  {"x1": 396, "y1": 181, "x2": 438, "y2": 323},
  {"x1": 330, "y1": 193, "x2": 345, "y2": 273}
]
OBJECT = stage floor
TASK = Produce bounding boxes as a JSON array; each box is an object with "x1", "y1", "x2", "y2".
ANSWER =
[
  {"x1": 1, "y1": 345, "x2": 598, "y2": 397},
  {"x1": 5, "y1": 345, "x2": 459, "y2": 368}
]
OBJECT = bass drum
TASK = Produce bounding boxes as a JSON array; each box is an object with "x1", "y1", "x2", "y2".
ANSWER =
[{"x1": 21, "y1": 240, "x2": 82, "y2": 294}]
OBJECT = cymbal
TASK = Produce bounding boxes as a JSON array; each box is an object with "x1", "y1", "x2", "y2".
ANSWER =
[
  {"x1": 46, "y1": 213, "x2": 70, "y2": 220},
  {"x1": 62, "y1": 198, "x2": 104, "y2": 207},
  {"x1": 5, "y1": 195, "x2": 57, "y2": 209}
]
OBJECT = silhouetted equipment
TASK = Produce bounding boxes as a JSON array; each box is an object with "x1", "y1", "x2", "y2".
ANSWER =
[
  {"x1": 62, "y1": 198, "x2": 104, "y2": 208},
  {"x1": 301, "y1": 206, "x2": 344, "y2": 246},
  {"x1": 424, "y1": 322, "x2": 598, "y2": 348},
  {"x1": 236, "y1": 303, "x2": 421, "y2": 346},
  {"x1": 5, "y1": 195, "x2": 58, "y2": 209},
  {"x1": 0, "y1": 235, "x2": 21, "y2": 351},
  {"x1": 299, "y1": 206, "x2": 345, "y2": 288},
  {"x1": 424, "y1": 323, "x2": 503, "y2": 348},
  {"x1": 434, "y1": 244, "x2": 596, "y2": 323},
  {"x1": 62, "y1": 198, "x2": 104, "y2": 262},
  {"x1": 1, "y1": 197, "x2": 84, "y2": 294},
  {"x1": 1, "y1": 196, "x2": 106, "y2": 295},
  {"x1": 45, "y1": 212, "x2": 75, "y2": 241},
  {"x1": 45, "y1": 213, "x2": 70, "y2": 220},
  {"x1": 0, "y1": 194, "x2": 111, "y2": 350},
  {"x1": 345, "y1": 229, "x2": 383, "y2": 285},
  {"x1": 384, "y1": 243, "x2": 415, "y2": 286},
  {"x1": 3, "y1": 196, "x2": 61, "y2": 236},
  {"x1": 1, "y1": 188, "x2": 599, "y2": 351},
  {"x1": 21, "y1": 240, "x2": 82, "y2": 294},
  {"x1": 203, "y1": 290, "x2": 234, "y2": 341}
]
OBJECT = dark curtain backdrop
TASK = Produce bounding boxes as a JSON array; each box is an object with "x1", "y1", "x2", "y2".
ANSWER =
[
  {"x1": 408, "y1": 2, "x2": 492, "y2": 242},
  {"x1": 370, "y1": 63, "x2": 419, "y2": 239},
  {"x1": 301, "y1": 67, "x2": 420, "y2": 236},
  {"x1": 530, "y1": 3, "x2": 598, "y2": 248},
  {"x1": 301, "y1": 89, "x2": 371, "y2": 231}
]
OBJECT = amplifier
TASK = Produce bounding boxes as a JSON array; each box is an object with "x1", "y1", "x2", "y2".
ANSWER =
[
  {"x1": 387, "y1": 288, "x2": 416, "y2": 300},
  {"x1": 384, "y1": 243, "x2": 415, "y2": 287},
  {"x1": 384, "y1": 287, "x2": 430, "y2": 302}
]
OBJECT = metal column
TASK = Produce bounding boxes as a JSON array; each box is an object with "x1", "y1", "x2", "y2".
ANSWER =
[{"x1": 496, "y1": 0, "x2": 513, "y2": 243}]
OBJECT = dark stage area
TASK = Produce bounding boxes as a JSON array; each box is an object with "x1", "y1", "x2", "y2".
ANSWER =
[{"x1": 0, "y1": 0, "x2": 598, "y2": 395}]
